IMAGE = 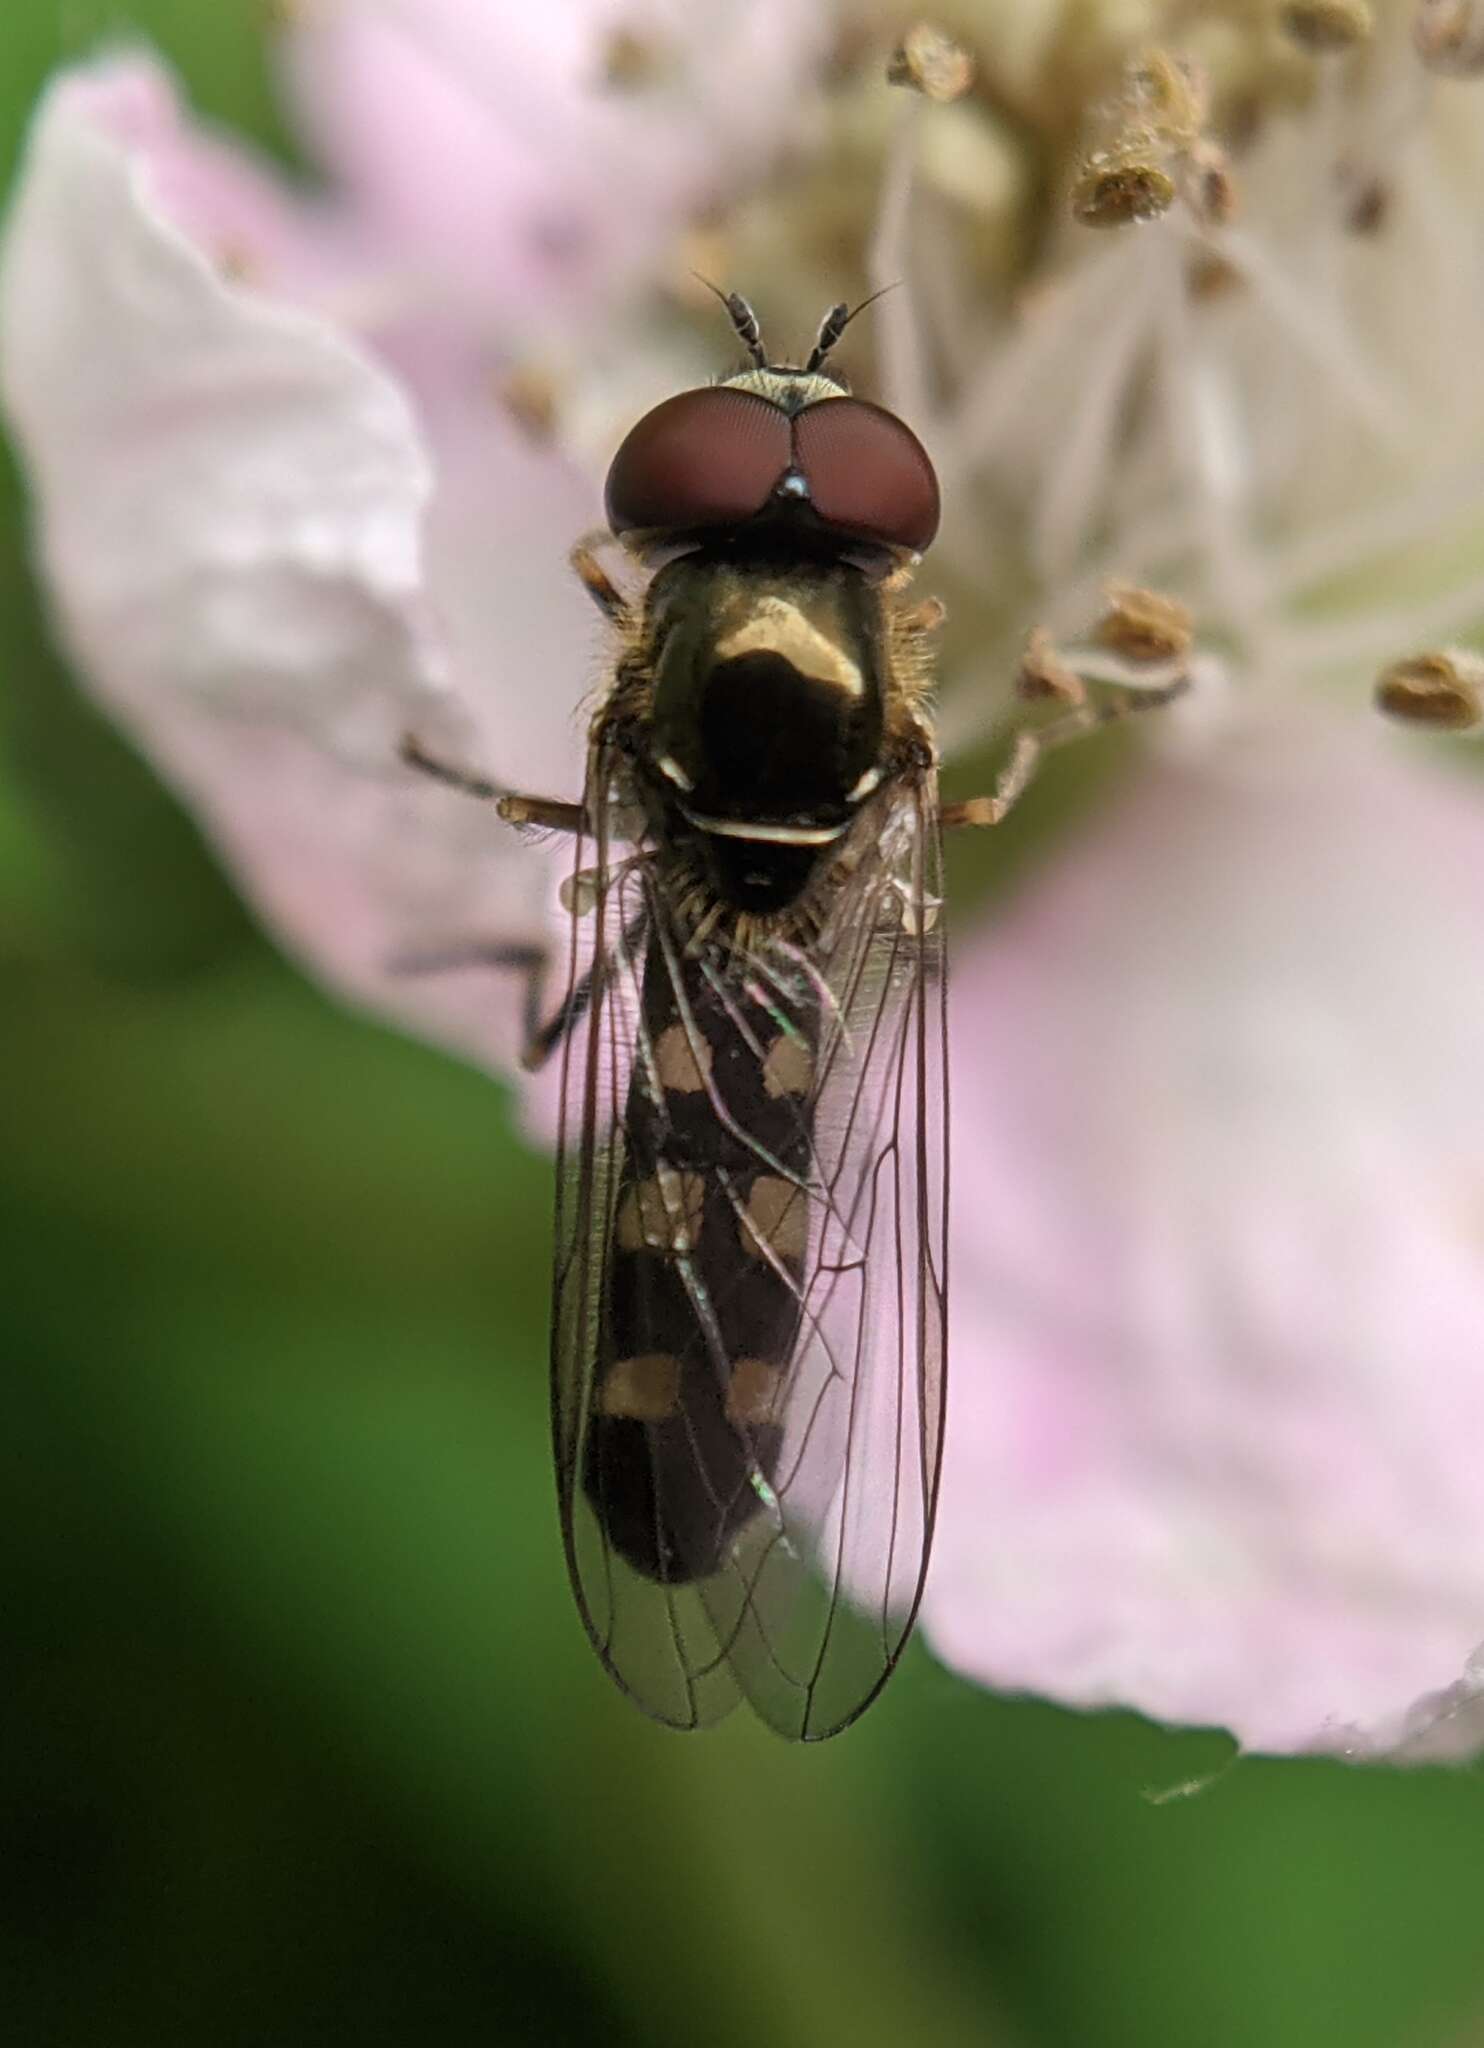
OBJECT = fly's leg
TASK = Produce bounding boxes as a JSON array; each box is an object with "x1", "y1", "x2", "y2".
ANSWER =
[
  {"x1": 500, "y1": 793, "x2": 589, "y2": 834},
  {"x1": 941, "y1": 593, "x2": 1193, "y2": 831},
  {"x1": 388, "y1": 938, "x2": 564, "y2": 1070},
  {"x1": 399, "y1": 734, "x2": 587, "y2": 835},
  {"x1": 387, "y1": 937, "x2": 592, "y2": 1072},
  {"x1": 397, "y1": 731, "x2": 591, "y2": 1066},
  {"x1": 570, "y1": 532, "x2": 631, "y2": 625},
  {"x1": 388, "y1": 902, "x2": 649, "y2": 1072}
]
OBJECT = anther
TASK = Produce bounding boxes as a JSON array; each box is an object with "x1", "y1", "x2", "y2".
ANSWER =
[
  {"x1": 1414, "y1": 0, "x2": 1484, "y2": 74},
  {"x1": 497, "y1": 363, "x2": 560, "y2": 441},
  {"x1": 1278, "y1": 0, "x2": 1375, "y2": 54},
  {"x1": 1185, "y1": 141, "x2": 1239, "y2": 228},
  {"x1": 599, "y1": 27, "x2": 676, "y2": 90},
  {"x1": 1095, "y1": 584, "x2": 1194, "y2": 665},
  {"x1": 1071, "y1": 49, "x2": 1210, "y2": 230},
  {"x1": 886, "y1": 23, "x2": 976, "y2": 102},
  {"x1": 1375, "y1": 649, "x2": 1484, "y2": 731},
  {"x1": 1071, "y1": 151, "x2": 1176, "y2": 230},
  {"x1": 1343, "y1": 174, "x2": 1391, "y2": 236},
  {"x1": 1016, "y1": 627, "x2": 1087, "y2": 706}
]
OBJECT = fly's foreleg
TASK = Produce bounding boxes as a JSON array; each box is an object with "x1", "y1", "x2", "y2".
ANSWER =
[
  {"x1": 570, "y1": 532, "x2": 631, "y2": 626},
  {"x1": 400, "y1": 734, "x2": 588, "y2": 836}
]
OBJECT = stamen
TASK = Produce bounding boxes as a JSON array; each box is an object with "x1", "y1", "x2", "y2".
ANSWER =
[
  {"x1": 1273, "y1": 456, "x2": 1484, "y2": 601},
  {"x1": 1094, "y1": 583, "x2": 1194, "y2": 665},
  {"x1": 216, "y1": 243, "x2": 259, "y2": 285},
  {"x1": 1414, "y1": 0, "x2": 1484, "y2": 73},
  {"x1": 1200, "y1": 222, "x2": 1412, "y2": 449},
  {"x1": 598, "y1": 27, "x2": 678, "y2": 91},
  {"x1": 1029, "y1": 245, "x2": 1156, "y2": 576},
  {"x1": 939, "y1": 602, "x2": 1199, "y2": 763},
  {"x1": 869, "y1": 58, "x2": 934, "y2": 428},
  {"x1": 1071, "y1": 49, "x2": 1211, "y2": 231},
  {"x1": 496, "y1": 363, "x2": 560, "y2": 441},
  {"x1": 1278, "y1": 0, "x2": 1375, "y2": 53},
  {"x1": 1015, "y1": 628, "x2": 1086, "y2": 707},
  {"x1": 886, "y1": 23, "x2": 975, "y2": 103},
  {"x1": 1287, "y1": 568, "x2": 1484, "y2": 675},
  {"x1": 1181, "y1": 141, "x2": 1239, "y2": 229},
  {"x1": 943, "y1": 241, "x2": 1131, "y2": 473},
  {"x1": 1375, "y1": 649, "x2": 1484, "y2": 731},
  {"x1": 1071, "y1": 151, "x2": 1176, "y2": 231}
]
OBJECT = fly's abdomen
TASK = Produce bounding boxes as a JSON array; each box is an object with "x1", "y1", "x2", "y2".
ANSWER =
[{"x1": 583, "y1": 940, "x2": 817, "y2": 1584}]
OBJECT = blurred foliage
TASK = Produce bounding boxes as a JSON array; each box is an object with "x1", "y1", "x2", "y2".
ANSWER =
[{"x1": 5, "y1": 7, "x2": 1484, "y2": 2046}]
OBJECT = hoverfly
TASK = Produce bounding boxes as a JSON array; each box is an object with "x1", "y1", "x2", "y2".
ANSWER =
[{"x1": 403, "y1": 291, "x2": 1187, "y2": 1738}]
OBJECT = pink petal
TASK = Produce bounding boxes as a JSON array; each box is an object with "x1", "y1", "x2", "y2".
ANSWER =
[
  {"x1": 279, "y1": 0, "x2": 831, "y2": 324},
  {"x1": 930, "y1": 711, "x2": 1484, "y2": 1757},
  {"x1": 0, "y1": 64, "x2": 574, "y2": 1078},
  {"x1": 45, "y1": 55, "x2": 371, "y2": 304}
]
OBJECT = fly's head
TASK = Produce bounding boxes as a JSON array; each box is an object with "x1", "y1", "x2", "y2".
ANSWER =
[
  {"x1": 600, "y1": 296, "x2": 943, "y2": 922},
  {"x1": 603, "y1": 294, "x2": 939, "y2": 570}
]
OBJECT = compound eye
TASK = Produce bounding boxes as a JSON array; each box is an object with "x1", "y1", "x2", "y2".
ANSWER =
[
  {"x1": 793, "y1": 398, "x2": 940, "y2": 554},
  {"x1": 605, "y1": 388, "x2": 793, "y2": 537}
]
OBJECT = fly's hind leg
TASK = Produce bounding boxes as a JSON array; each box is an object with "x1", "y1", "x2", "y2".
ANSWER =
[
  {"x1": 388, "y1": 904, "x2": 650, "y2": 1072},
  {"x1": 397, "y1": 730, "x2": 595, "y2": 1067},
  {"x1": 387, "y1": 937, "x2": 567, "y2": 1071}
]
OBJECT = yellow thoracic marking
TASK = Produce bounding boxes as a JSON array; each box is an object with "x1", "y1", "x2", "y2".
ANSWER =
[
  {"x1": 726, "y1": 1358, "x2": 785, "y2": 1428},
  {"x1": 762, "y1": 1033, "x2": 813, "y2": 1099},
  {"x1": 740, "y1": 1175, "x2": 808, "y2": 1264},
  {"x1": 653, "y1": 1022, "x2": 712, "y2": 1094},
  {"x1": 713, "y1": 596, "x2": 863, "y2": 698},
  {"x1": 599, "y1": 1352, "x2": 682, "y2": 1421},
  {"x1": 617, "y1": 1168, "x2": 705, "y2": 1254}
]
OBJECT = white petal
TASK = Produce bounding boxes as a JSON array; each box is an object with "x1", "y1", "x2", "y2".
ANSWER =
[
  {"x1": 0, "y1": 64, "x2": 562, "y2": 1076},
  {"x1": 931, "y1": 710, "x2": 1484, "y2": 1758}
]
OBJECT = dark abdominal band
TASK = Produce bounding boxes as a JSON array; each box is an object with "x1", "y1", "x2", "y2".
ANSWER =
[{"x1": 584, "y1": 940, "x2": 816, "y2": 1583}]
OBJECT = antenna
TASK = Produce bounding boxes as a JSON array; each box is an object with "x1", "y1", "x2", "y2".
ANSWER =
[
  {"x1": 805, "y1": 284, "x2": 899, "y2": 374},
  {"x1": 692, "y1": 274, "x2": 768, "y2": 369}
]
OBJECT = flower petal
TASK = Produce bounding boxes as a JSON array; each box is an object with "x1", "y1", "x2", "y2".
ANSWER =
[
  {"x1": 931, "y1": 712, "x2": 1484, "y2": 1757},
  {"x1": 279, "y1": 0, "x2": 832, "y2": 323},
  {"x1": 0, "y1": 63, "x2": 561, "y2": 1077}
]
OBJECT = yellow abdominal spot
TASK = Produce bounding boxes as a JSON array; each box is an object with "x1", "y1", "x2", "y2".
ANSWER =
[
  {"x1": 726, "y1": 1358, "x2": 785, "y2": 1427},
  {"x1": 741, "y1": 1175, "x2": 809, "y2": 1264},
  {"x1": 617, "y1": 1168, "x2": 706, "y2": 1254},
  {"x1": 600, "y1": 1353, "x2": 682, "y2": 1421},
  {"x1": 762, "y1": 1033, "x2": 814, "y2": 1099},
  {"x1": 653, "y1": 1022, "x2": 713, "y2": 1094}
]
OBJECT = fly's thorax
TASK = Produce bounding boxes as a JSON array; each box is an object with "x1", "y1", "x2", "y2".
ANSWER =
[{"x1": 638, "y1": 553, "x2": 889, "y2": 915}]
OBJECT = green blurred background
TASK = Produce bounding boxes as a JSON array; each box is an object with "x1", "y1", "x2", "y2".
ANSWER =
[{"x1": 5, "y1": 7, "x2": 1484, "y2": 2044}]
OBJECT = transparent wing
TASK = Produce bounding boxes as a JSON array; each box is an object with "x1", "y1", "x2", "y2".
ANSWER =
[{"x1": 550, "y1": 740, "x2": 947, "y2": 1739}]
